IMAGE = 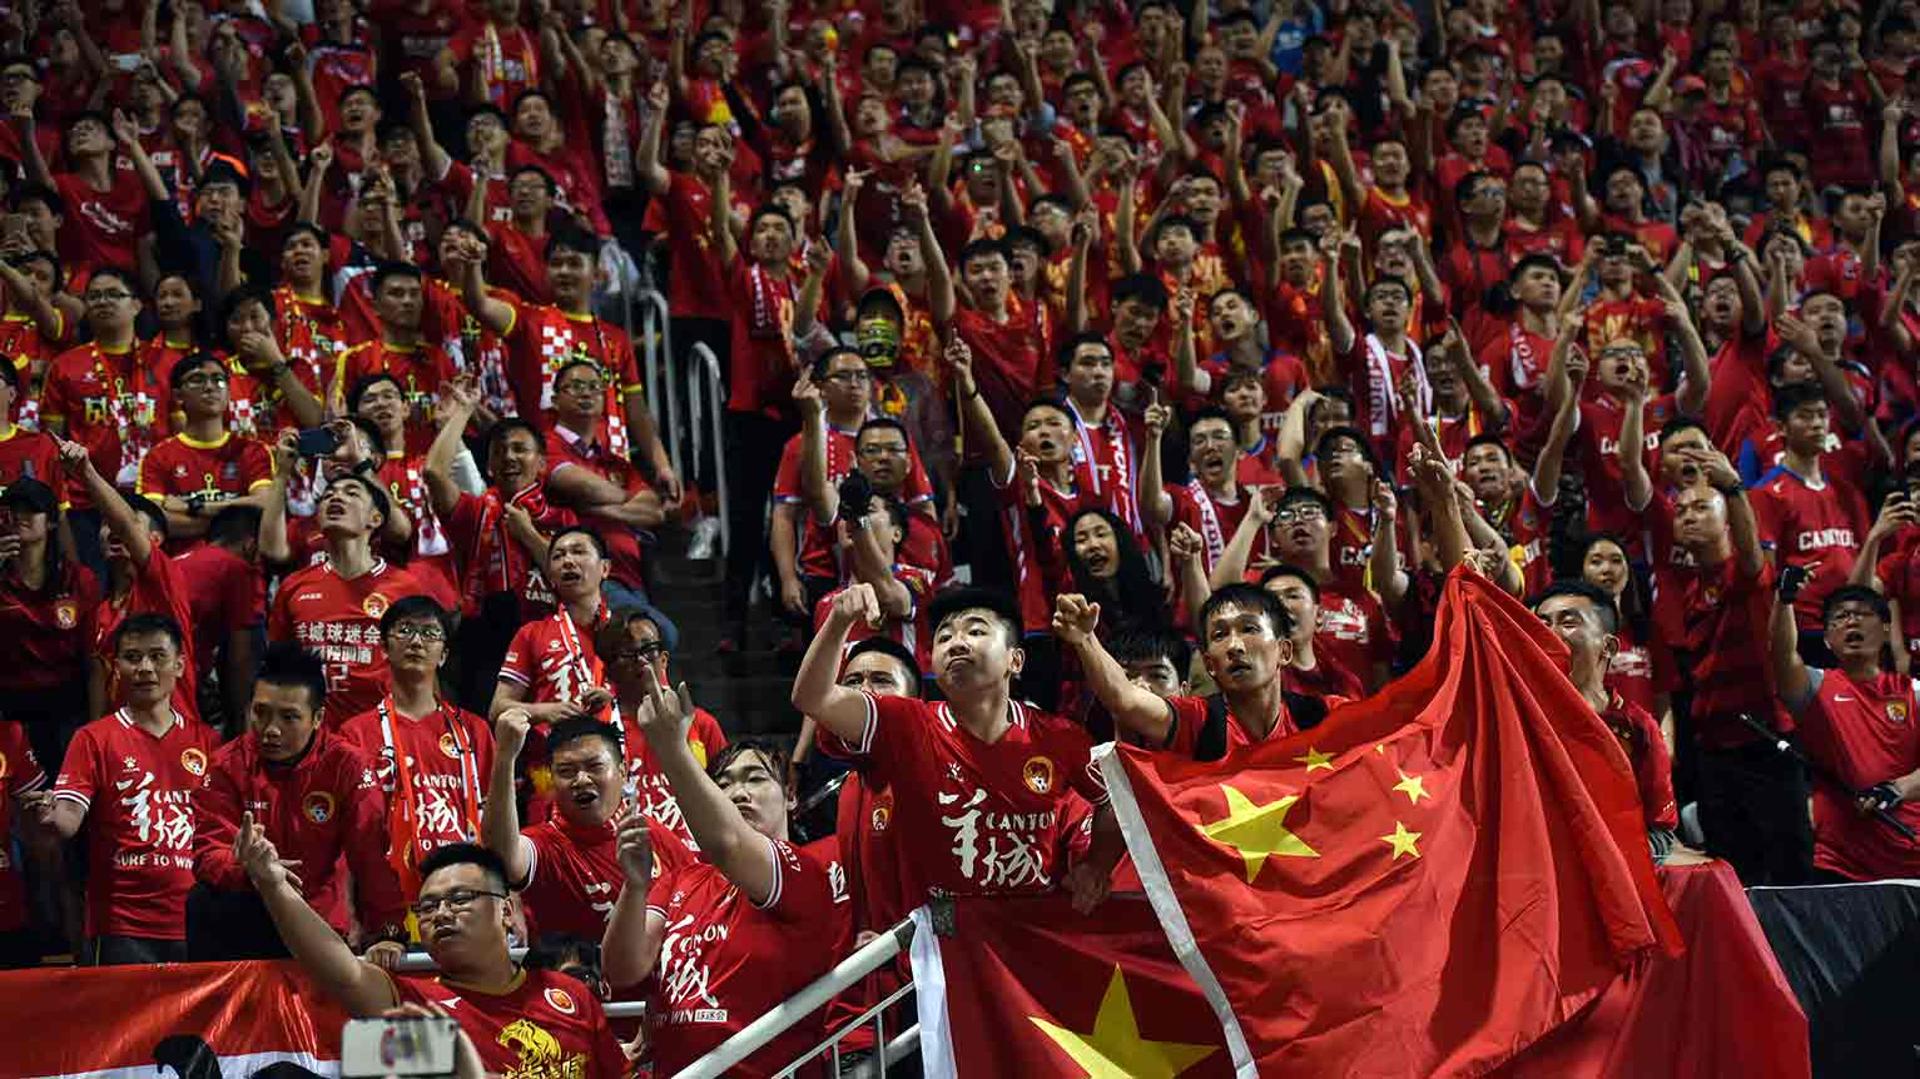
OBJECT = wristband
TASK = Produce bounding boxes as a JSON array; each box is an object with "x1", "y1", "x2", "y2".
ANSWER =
[
  {"x1": 1713, "y1": 482, "x2": 1743, "y2": 498},
  {"x1": 965, "y1": 387, "x2": 982, "y2": 400}
]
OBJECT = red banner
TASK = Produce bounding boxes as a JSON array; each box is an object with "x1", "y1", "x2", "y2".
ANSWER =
[{"x1": 0, "y1": 960, "x2": 347, "y2": 1078}]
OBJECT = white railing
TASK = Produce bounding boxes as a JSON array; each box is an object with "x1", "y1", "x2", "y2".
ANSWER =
[
  {"x1": 687, "y1": 342, "x2": 730, "y2": 559},
  {"x1": 632, "y1": 289, "x2": 684, "y2": 486},
  {"x1": 670, "y1": 915, "x2": 918, "y2": 1079}
]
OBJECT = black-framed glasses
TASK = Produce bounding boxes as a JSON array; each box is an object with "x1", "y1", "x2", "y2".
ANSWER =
[
  {"x1": 180, "y1": 372, "x2": 229, "y2": 388},
  {"x1": 1275, "y1": 505, "x2": 1326, "y2": 524},
  {"x1": 409, "y1": 889, "x2": 506, "y2": 918},
  {"x1": 388, "y1": 623, "x2": 447, "y2": 642}
]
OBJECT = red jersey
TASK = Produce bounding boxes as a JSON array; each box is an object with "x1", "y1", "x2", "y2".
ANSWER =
[
  {"x1": 1803, "y1": 75, "x2": 1875, "y2": 188},
  {"x1": 1652, "y1": 555, "x2": 1780, "y2": 746},
  {"x1": 333, "y1": 341, "x2": 458, "y2": 454},
  {"x1": 662, "y1": 173, "x2": 734, "y2": 321},
  {"x1": 501, "y1": 301, "x2": 642, "y2": 436},
  {"x1": 812, "y1": 567, "x2": 940, "y2": 668},
  {"x1": 613, "y1": 703, "x2": 728, "y2": 852},
  {"x1": 268, "y1": 559, "x2": 429, "y2": 722},
  {"x1": 389, "y1": 968, "x2": 626, "y2": 1079},
  {"x1": 544, "y1": 429, "x2": 650, "y2": 590},
  {"x1": 1327, "y1": 502, "x2": 1384, "y2": 596},
  {"x1": 0, "y1": 560, "x2": 101, "y2": 694},
  {"x1": 0, "y1": 426, "x2": 63, "y2": 501},
  {"x1": 445, "y1": 485, "x2": 575, "y2": 618},
  {"x1": 519, "y1": 812, "x2": 690, "y2": 941},
  {"x1": 1316, "y1": 579, "x2": 1393, "y2": 694},
  {"x1": 0, "y1": 721, "x2": 44, "y2": 931},
  {"x1": 52, "y1": 709, "x2": 214, "y2": 939},
  {"x1": 191, "y1": 728, "x2": 407, "y2": 938},
  {"x1": 831, "y1": 693, "x2": 1107, "y2": 900},
  {"x1": 172, "y1": 544, "x2": 263, "y2": 676},
  {"x1": 340, "y1": 697, "x2": 495, "y2": 894},
  {"x1": 1751, "y1": 456, "x2": 1869, "y2": 630},
  {"x1": 1284, "y1": 659, "x2": 1366, "y2": 702},
  {"x1": 52, "y1": 169, "x2": 150, "y2": 276},
  {"x1": 0, "y1": 308, "x2": 70, "y2": 424},
  {"x1": 89, "y1": 548, "x2": 199, "y2": 720},
  {"x1": 995, "y1": 464, "x2": 1088, "y2": 632},
  {"x1": 1161, "y1": 693, "x2": 1303, "y2": 756},
  {"x1": 771, "y1": 423, "x2": 935, "y2": 581},
  {"x1": 41, "y1": 341, "x2": 170, "y2": 501},
  {"x1": 1353, "y1": 186, "x2": 1433, "y2": 252},
  {"x1": 954, "y1": 303, "x2": 1054, "y2": 462},
  {"x1": 272, "y1": 287, "x2": 349, "y2": 418},
  {"x1": 725, "y1": 259, "x2": 807, "y2": 418},
  {"x1": 1795, "y1": 668, "x2": 1920, "y2": 880},
  {"x1": 137, "y1": 432, "x2": 274, "y2": 551},
  {"x1": 444, "y1": 21, "x2": 542, "y2": 110},
  {"x1": 499, "y1": 604, "x2": 615, "y2": 817},
  {"x1": 646, "y1": 839, "x2": 851, "y2": 1077},
  {"x1": 1576, "y1": 391, "x2": 1677, "y2": 546},
  {"x1": 374, "y1": 453, "x2": 459, "y2": 608},
  {"x1": 1170, "y1": 481, "x2": 1258, "y2": 581}
]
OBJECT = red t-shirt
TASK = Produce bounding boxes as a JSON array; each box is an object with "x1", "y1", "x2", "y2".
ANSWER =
[
  {"x1": 771, "y1": 424, "x2": 935, "y2": 581},
  {"x1": 373, "y1": 453, "x2": 460, "y2": 608},
  {"x1": 520, "y1": 812, "x2": 690, "y2": 941},
  {"x1": 52, "y1": 169, "x2": 150, "y2": 276},
  {"x1": 0, "y1": 560, "x2": 102, "y2": 694},
  {"x1": 443, "y1": 22, "x2": 542, "y2": 110},
  {"x1": 334, "y1": 341, "x2": 459, "y2": 455},
  {"x1": 339, "y1": 698, "x2": 496, "y2": 887},
  {"x1": 664, "y1": 173, "x2": 733, "y2": 321},
  {"x1": 0, "y1": 721, "x2": 45, "y2": 931},
  {"x1": 645, "y1": 838, "x2": 851, "y2": 1078},
  {"x1": 502, "y1": 301, "x2": 642, "y2": 430},
  {"x1": 953, "y1": 303, "x2": 1054, "y2": 461},
  {"x1": 831, "y1": 693, "x2": 1107, "y2": 900},
  {"x1": 0, "y1": 427, "x2": 64, "y2": 501},
  {"x1": 52, "y1": 709, "x2": 214, "y2": 939},
  {"x1": 389, "y1": 968, "x2": 626, "y2": 1079},
  {"x1": 41, "y1": 341, "x2": 171, "y2": 501},
  {"x1": 1750, "y1": 455, "x2": 1870, "y2": 630},
  {"x1": 499, "y1": 605, "x2": 615, "y2": 818},
  {"x1": 89, "y1": 548, "x2": 199, "y2": 721},
  {"x1": 1600, "y1": 692, "x2": 1678, "y2": 830},
  {"x1": 444, "y1": 485, "x2": 576, "y2": 617},
  {"x1": 1652, "y1": 555, "x2": 1780, "y2": 747},
  {"x1": 171, "y1": 544, "x2": 263, "y2": 676},
  {"x1": 268, "y1": 559, "x2": 428, "y2": 722},
  {"x1": 1315, "y1": 580, "x2": 1393, "y2": 695},
  {"x1": 1795, "y1": 668, "x2": 1920, "y2": 880},
  {"x1": 191, "y1": 729, "x2": 407, "y2": 938},
  {"x1": 613, "y1": 703, "x2": 728, "y2": 852},
  {"x1": 1576, "y1": 391, "x2": 1677, "y2": 549},
  {"x1": 137, "y1": 432, "x2": 275, "y2": 552},
  {"x1": 725, "y1": 258, "x2": 806, "y2": 418},
  {"x1": 1159, "y1": 693, "x2": 1302, "y2": 757},
  {"x1": 1169, "y1": 481, "x2": 1258, "y2": 582}
]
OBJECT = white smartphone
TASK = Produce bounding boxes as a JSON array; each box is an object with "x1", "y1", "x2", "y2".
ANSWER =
[{"x1": 340, "y1": 1016, "x2": 461, "y2": 1078}]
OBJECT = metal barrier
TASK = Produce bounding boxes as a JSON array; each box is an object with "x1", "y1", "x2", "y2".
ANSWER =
[
  {"x1": 670, "y1": 915, "x2": 919, "y2": 1079},
  {"x1": 688, "y1": 342, "x2": 730, "y2": 559},
  {"x1": 632, "y1": 289, "x2": 683, "y2": 485}
]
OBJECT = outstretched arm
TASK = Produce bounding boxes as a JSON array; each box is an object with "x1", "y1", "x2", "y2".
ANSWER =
[
  {"x1": 790, "y1": 585, "x2": 885, "y2": 743},
  {"x1": 637, "y1": 679, "x2": 780, "y2": 903},
  {"x1": 1052, "y1": 595, "x2": 1173, "y2": 745},
  {"x1": 237, "y1": 812, "x2": 396, "y2": 1016}
]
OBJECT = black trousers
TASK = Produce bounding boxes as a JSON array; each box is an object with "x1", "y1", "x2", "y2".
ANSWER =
[
  {"x1": 3, "y1": 685, "x2": 88, "y2": 779},
  {"x1": 955, "y1": 463, "x2": 1013, "y2": 592},
  {"x1": 186, "y1": 884, "x2": 291, "y2": 962},
  {"x1": 452, "y1": 592, "x2": 523, "y2": 715},
  {"x1": 723, "y1": 410, "x2": 799, "y2": 630},
  {"x1": 83, "y1": 933, "x2": 187, "y2": 966},
  {"x1": 1694, "y1": 738, "x2": 1814, "y2": 885}
]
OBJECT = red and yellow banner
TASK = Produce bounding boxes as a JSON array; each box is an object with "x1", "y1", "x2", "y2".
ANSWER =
[{"x1": 0, "y1": 960, "x2": 346, "y2": 1078}]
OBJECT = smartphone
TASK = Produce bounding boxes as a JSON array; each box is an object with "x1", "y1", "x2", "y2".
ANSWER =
[
  {"x1": 341, "y1": 1017, "x2": 460, "y2": 1079},
  {"x1": 295, "y1": 426, "x2": 342, "y2": 458}
]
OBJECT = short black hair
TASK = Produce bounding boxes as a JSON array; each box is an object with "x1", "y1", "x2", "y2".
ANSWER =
[
  {"x1": 1530, "y1": 579, "x2": 1621, "y2": 634},
  {"x1": 1107, "y1": 625, "x2": 1191, "y2": 678},
  {"x1": 1823, "y1": 584, "x2": 1890, "y2": 624},
  {"x1": 256, "y1": 640, "x2": 327, "y2": 710},
  {"x1": 206, "y1": 503, "x2": 262, "y2": 546},
  {"x1": 219, "y1": 283, "x2": 277, "y2": 348},
  {"x1": 845, "y1": 636, "x2": 923, "y2": 693},
  {"x1": 168, "y1": 350, "x2": 225, "y2": 391},
  {"x1": 419, "y1": 842, "x2": 509, "y2": 893},
  {"x1": 326, "y1": 471, "x2": 392, "y2": 528},
  {"x1": 958, "y1": 237, "x2": 1010, "y2": 269},
  {"x1": 370, "y1": 259, "x2": 423, "y2": 296},
  {"x1": 112, "y1": 612, "x2": 184, "y2": 654},
  {"x1": 547, "y1": 525, "x2": 610, "y2": 561},
  {"x1": 1314, "y1": 425, "x2": 1381, "y2": 475},
  {"x1": 120, "y1": 490, "x2": 169, "y2": 539},
  {"x1": 709, "y1": 739, "x2": 793, "y2": 793},
  {"x1": 1198, "y1": 583, "x2": 1294, "y2": 640},
  {"x1": 1258, "y1": 561, "x2": 1321, "y2": 601},
  {"x1": 380, "y1": 594, "x2": 455, "y2": 639},
  {"x1": 346, "y1": 371, "x2": 405, "y2": 414},
  {"x1": 1463, "y1": 432, "x2": 1514, "y2": 466},
  {"x1": 1276, "y1": 485, "x2": 1335, "y2": 518},
  {"x1": 1110, "y1": 273, "x2": 1169, "y2": 310},
  {"x1": 487, "y1": 418, "x2": 544, "y2": 461},
  {"x1": 1657, "y1": 415, "x2": 1710, "y2": 444},
  {"x1": 548, "y1": 717, "x2": 622, "y2": 759},
  {"x1": 1771, "y1": 379, "x2": 1828, "y2": 420},
  {"x1": 546, "y1": 224, "x2": 602, "y2": 261},
  {"x1": 926, "y1": 586, "x2": 1023, "y2": 648}
]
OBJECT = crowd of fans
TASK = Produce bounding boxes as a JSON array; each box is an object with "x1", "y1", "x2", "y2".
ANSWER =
[{"x1": 0, "y1": 0, "x2": 1913, "y2": 1072}]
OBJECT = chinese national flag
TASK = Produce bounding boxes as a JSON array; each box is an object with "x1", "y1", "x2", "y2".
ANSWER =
[
  {"x1": 908, "y1": 894, "x2": 1237, "y2": 1079},
  {"x1": 1103, "y1": 568, "x2": 1682, "y2": 1077}
]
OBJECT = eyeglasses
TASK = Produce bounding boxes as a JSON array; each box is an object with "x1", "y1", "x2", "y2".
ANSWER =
[
  {"x1": 825, "y1": 370, "x2": 873, "y2": 385},
  {"x1": 615, "y1": 642, "x2": 670, "y2": 662},
  {"x1": 859, "y1": 442, "x2": 908, "y2": 458},
  {"x1": 388, "y1": 623, "x2": 447, "y2": 642},
  {"x1": 180, "y1": 373, "x2": 229, "y2": 388},
  {"x1": 557, "y1": 379, "x2": 606, "y2": 395},
  {"x1": 1827, "y1": 608, "x2": 1877, "y2": 626},
  {"x1": 408, "y1": 888, "x2": 506, "y2": 919},
  {"x1": 85, "y1": 291, "x2": 134, "y2": 304},
  {"x1": 1274, "y1": 505, "x2": 1326, "y2": 523}
]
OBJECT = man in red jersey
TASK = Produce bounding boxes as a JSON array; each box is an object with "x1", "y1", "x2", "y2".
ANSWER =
[
  {"x1": 138, "y1": 353, "x2": 276, "y2": 551},
  {"x1": 1772, "y1": 582, "x2": 1920, "y2": 881},
  {"x1": 0, "y1": 717, "x2": 49, "y2": 969},
  {"x1": 341, "y1": 596, "x2": 494, "y2": 899},
  {"x1": 1143, "y1": 404, "x2": 1258, "y2": 583},
  {"x1": 1653, "y1": 447, "x2": 1811, "y2": 885},
  {"x1": 331, "y1": 262, "x2": 458, "y2": 454},
  {"x1": 173, "y1": 504, "x2": 265, "y2": 727},
  {"x1": 1259, "y1": 564, "x2": 1369, "y2": 702},
  {"x1": 597, "y1": 609, "x2": 729, "y2": 851},
  {"x1": 189, "y1": 643, "x2": 408, "y2": 960},
  {"x1": 637, "y1": 84, "x2": 741, "y2": 392},
  {"x1": 484, "y1": 712, "x2": 688, "y2": 941},
  {"x1": 346, "y1": 373, "x2": 458, "y2": 606},
  {"x1": 237, "y1": 834, "x2": 628, "y2": 1077},
  {"x1": 57, "y1": 439, "x2": 199, "y2": 722},
  {"x1": 24, "y1": 614, "x2": 214, "y2": 964},
  {"x1": 21, "y1": 111, "x2": 149, "y2": 277},
  {"x1": 793, "y1": 584, "x2": 1124, "y2": 909},
  {"x1": 1751, "y1": 382, "x2": 1874, "y2": 657},
  {"x1": 599, "y1": 679, "x2": 848, "y2": 1079},
  {"x1": 1533, "y1": 581, "x2": 1680, "y2": 839},
  {"x1": 269, "y1": 468, "x2": 428, "y2": 721}
]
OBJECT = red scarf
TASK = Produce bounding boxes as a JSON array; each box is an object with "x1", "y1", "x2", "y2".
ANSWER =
[
  {"x1": 376, "y1": 696, "x2": 483, "y2": 898},
  {"x1": 459, "y1": 482, "x2": 550, "y2": 616}
]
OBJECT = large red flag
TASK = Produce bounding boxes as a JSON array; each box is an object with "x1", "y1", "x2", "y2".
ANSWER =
[
  {"x1": 909, "y1": 894, "x2": 1236, "y2": 1079},
  {"x1": 1103, "y1": 568, "x2": 1681, "y2": 1077}
]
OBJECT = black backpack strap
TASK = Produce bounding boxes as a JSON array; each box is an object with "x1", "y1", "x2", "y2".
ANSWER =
[
  {"x1": 1193, "y1": 694, "x2": 1232, "y2": 762},
  {"x1": 1283, "y1": 690, "x2": 1329, "y2": 732}
]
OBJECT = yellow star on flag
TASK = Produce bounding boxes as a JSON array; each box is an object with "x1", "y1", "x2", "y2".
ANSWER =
[
  {"x1": 1295, "y1": 745, "x2": 1335, "y2": 772},
  {"x1": 1199, "y1": 783, "x2": 1319, "y2": 883},
  {"x1": 1380, "y1": 821, "x2": 1422, "y2": 860},
  {"x1": 1392, "y1": 769, "x2": 1429, "y2": 804},
  {"x1": 1030, "y1": 965, "x2": 1219, "y2": 1079}
]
